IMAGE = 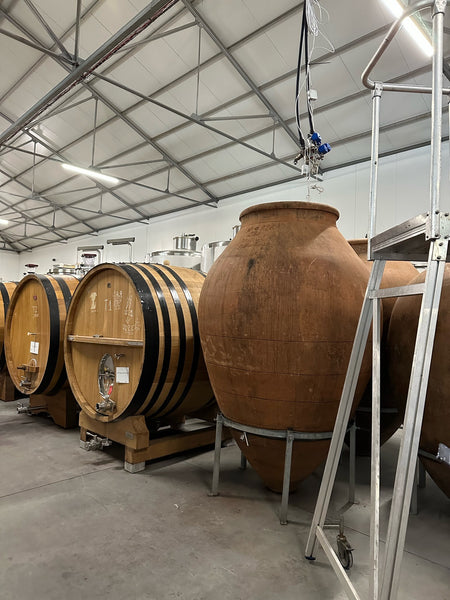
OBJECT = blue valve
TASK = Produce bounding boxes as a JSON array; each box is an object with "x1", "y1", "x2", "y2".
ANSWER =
[
  {"x1": 318, "y1": 142, "x2": 331, "y2": 155},
  {"x1": 311, "y1": 131, "x2": 321, "y2": 145}
]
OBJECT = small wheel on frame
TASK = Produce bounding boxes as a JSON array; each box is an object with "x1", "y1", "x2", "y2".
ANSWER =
[{"x1": 337, "y1": 533, "x2": 354, "y2": 570}]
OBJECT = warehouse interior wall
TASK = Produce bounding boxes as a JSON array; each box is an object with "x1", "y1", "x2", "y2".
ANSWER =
[
  {"x1": 0, "y1": 251, "x2": 20, "y2": 281},
  {"x1": 5, "y1": 144, "x2": 448, "y2": 278}
]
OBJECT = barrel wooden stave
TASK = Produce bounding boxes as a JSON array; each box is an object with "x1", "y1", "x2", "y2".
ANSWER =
[
  {"x1": 5, "y1": 275, "x2": 79, "y2": 396},
  {"x1": 64, "y1": 263, "x2": 213, "y2": 423}
]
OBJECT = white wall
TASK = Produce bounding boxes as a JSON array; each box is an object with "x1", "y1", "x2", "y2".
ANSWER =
[
  {"x1": 0, "y1": 250, "x2": 20, "y2": 281},
  {"x1": 11, "y1": 144, "x2": 449, "y2": 278}
]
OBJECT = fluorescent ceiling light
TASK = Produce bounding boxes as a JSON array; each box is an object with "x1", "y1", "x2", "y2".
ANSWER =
[
  {"x1": 380, "y1": 0, "x2": 433, "y2": 57},
  {"x1": 61, "y1": 163, "x2": 119, "y2": 185}
]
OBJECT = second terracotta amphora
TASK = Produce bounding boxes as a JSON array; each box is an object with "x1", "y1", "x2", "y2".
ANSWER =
[
  {"x1": 198, "y1": 201, "x2": 372, "y2": 491},
  {"x1": 348, "y1": 239, "x2": 418, "y2": 455}
]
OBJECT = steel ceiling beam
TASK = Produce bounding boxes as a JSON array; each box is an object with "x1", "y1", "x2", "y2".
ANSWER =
[
  {"x1": 1, "y1": 5, "x2": 219, "y2": 208},
  {"x1": 181, "y1": 0, "x2": 302, "y2": 149},
  {"x1": 0, "y1": 0, "x2": 179, "y2": 146},
  {"x1": 0, "y1": 8, "x2": 213, "y2": 231},
  {"x1": 0, "y1": 0, "x2": 102, "y2": 107},
  {"x1": 94, "y1": 72, "x2": 302, "y2": 173},
  {"x1": 0, "y1": 28, "x2": 75, "y2": 63},
  {"x1": 0, "y1": 0, "x2": 434, "y2": 249},
  {"x1": 0, "y1": 2, "x2": 338, "y2": 193},
  {"x1": 8, "y1": 103, "x2": 439, "y2": 245},
  {"x1": 23, "y1": 0, "x2": 73, "y2": 61},
  {"x1": 0, "y1": 2, "x2": 302, "y2": 181},
  {"x1": 1, "y1": 55, "x2": 438, "y2": 229},
  {"x1": 9, "y1": 17, "x2": 391, "y2": 191}
]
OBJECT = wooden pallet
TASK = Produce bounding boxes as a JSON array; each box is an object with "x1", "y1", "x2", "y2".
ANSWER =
[
  {"x1": 79, "y1": 410, "x2": 229, "y2": 472},
  {"x1": 28, "y1": 388, "x2": 79, "y2": 428},
  {"x1": 0, "y1": 369, "x2": 20, "y2": 402}
]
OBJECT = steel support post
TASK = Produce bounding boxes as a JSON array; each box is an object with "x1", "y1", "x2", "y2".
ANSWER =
[
  {"x1": 240, "y1": 453, "x2": 247, "y2": 470},
  {"x1": 380, "y1": 242, "x2": 447, "y2": 600},
  {"x1": 429, "y1": 2, "x2": 446, "y2": 238},
  {"x1": 305, "y1": 259, "x2": 386, "y2": 559},
  {"x1": 368, "y1": 84, "x2": 382, "y2": 258},
  {"x1": 370, "y1": 295, "x2": 382, "y2": 599},
  {"x1": 208, "y1": 413, "x2": 224, "y2": 497},
  {"x1": 280, "y1": 430, "x2": 294, "y2": 525},
  {"x1": 348, "y1": 422, "x2": 356, "y2": 505}
]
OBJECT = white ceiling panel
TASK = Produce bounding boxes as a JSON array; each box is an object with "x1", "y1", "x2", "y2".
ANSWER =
[{"x1": 0, "y1": 0, "x2": 446, "y2": 250}]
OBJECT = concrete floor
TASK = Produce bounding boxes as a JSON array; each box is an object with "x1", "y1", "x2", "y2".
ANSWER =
[{"x1": 0, "y1": 401, "x2": 449, "y2": 600}]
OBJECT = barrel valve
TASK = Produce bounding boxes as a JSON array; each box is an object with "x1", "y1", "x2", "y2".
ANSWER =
[
  {"x1": 19, "y1": 376, "x2": 32, "y2": 389},
  {"x1": 95, "y1": 398, "x2": 116, "y2": 414},
  {"x1": 83, "y1": 432, "x2": 112, "y2": 451},
  {"x1": 17, "y1": 401, "x2": 32, "y2": 415},
  {"x1": 17, "y1": 401, "x2": 47, "y2": 415}
]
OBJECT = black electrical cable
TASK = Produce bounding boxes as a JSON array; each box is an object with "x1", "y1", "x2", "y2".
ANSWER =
[
  {"x1": 304, "y1": 20, "x2": 315, "y2": 134},
  {"x1": 295, "y1": 3, "x2": 307, "y2": 148}
]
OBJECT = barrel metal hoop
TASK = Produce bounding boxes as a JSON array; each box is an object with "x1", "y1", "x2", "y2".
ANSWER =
[
  {"x1": 48, "y1": 276, "x2": 74, "y2": 395},
  {"x1": 0, "y1": 283, "x2": 11, "y2": 370},
  {"x1": 134, "y1": 264, "x2": 172, "y2": 412},
  {"x1": 152, "y1": 264, "x2": 201, "y2": 417},
  {"x1": 34, "y1": 275, "x2": 60, "y2": 395},
  {"x1": 52, "y1": 276, "x2": 72, "y2": 310},
  {"x1": 119, "y1": 264, "x2": 160, "y2": 420},
  {"x1": 144, "y1": 264, "x2": 187, "y2": 418}
]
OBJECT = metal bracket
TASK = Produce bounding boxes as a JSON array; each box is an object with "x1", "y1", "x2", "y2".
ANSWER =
[
  {"x1": 372, "y1": 82, "x2": 383, "y2": 98},
  {"x1": 433, "y1": 0, "x2": 447, "y2": 16}
]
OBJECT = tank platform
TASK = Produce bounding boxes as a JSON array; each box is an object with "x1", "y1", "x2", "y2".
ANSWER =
[{"x1": 79, "y1": 411, "x2": 230, "y2": 472}]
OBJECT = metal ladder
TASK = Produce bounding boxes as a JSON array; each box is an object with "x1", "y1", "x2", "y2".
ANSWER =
[{"x1": 304, "y1": 2, "x2": 450, "y2": 599}]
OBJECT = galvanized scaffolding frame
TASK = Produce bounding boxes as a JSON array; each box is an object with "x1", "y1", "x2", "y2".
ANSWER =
[{"x1": 304, "y1": 2, "x2": 450, "y2": 599}]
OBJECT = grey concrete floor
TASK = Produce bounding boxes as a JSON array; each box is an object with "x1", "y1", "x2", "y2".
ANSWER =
[{"x1": 0, "y1": 401, "x2": 449, "y2": 600}]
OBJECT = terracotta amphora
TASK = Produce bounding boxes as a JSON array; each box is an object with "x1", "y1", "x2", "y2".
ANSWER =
[{"x1": 199, "y1": 201, "x2": 371, "y2": 491}]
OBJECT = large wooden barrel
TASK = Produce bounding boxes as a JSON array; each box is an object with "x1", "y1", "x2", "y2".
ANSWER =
[
  {"x1": 0, "y1": 281, "x2": 17, "y2": 371},
  {"x1": 387, "y1": 265, "x2": 450, "y2": 498},
  {"x1": 198, "y1": 201, "x2": 372, "y2": 492},
  {"x1": 64, "y1": 263, "x2": 214, "y2": 423},
  {"x1": 348, "y1": 239, "x2": 418, "y2": 454},
  {"x1": 5, "y1": 274, "x2": 79, "y2": 396}
]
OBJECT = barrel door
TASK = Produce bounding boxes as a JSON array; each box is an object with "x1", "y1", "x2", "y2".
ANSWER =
[
  {"x1": 5, "y1": 275, "x2": 79, "y2": 395},
  {"x1": 64, "y1": 263, "x2": 213, "y2": 423},
  {"x1": 0, "y1": 281, "x2": 17, "y2": 371}
]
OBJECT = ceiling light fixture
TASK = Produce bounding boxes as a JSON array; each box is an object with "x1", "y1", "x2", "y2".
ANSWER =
[
  {"x1": 380, "y1": 0, "x2": 433, "y2": 57},
  {"x1": 0, "y1": 218, "x2": 9, "y2": 225},
  {"x1": 61, "y1": 163, "x2": 119, "y2": 185}
]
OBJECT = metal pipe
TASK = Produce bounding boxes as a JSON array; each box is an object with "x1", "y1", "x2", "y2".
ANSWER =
[
  {"x1": 362, "y1": 0, "x2": 450, "y2": 95},
  {"x1": 429, "y1": 2, "x2": 446, "y2": 237},
  {"x1": 368, "y1": 84, "x2": 382, "y2": 257}
]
